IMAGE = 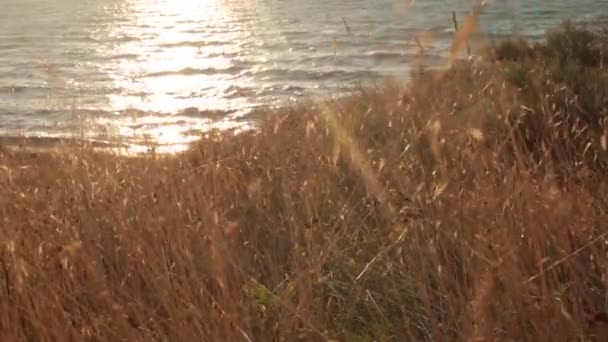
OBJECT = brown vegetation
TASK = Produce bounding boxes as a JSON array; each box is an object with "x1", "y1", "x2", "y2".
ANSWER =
[{"x1": 2, "y1": 23, "x2": 608, "y2": 341}]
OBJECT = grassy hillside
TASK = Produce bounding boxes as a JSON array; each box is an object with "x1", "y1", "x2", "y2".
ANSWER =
[{"x1": 2, "y1": 22, "x2": 608, "y2": 341}]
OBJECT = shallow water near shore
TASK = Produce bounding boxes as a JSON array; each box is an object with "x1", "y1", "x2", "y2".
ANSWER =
[{"x1": 1, "y1": 0, "x2": 607, "y2": 152}]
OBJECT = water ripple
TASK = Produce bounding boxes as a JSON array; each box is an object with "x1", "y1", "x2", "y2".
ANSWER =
[
  {"x1": 1, "y1": 0, "x2": 607, "y2": 149},
  {"x1": 143, "y1": 66, "x2": 244, "y2": 78}
]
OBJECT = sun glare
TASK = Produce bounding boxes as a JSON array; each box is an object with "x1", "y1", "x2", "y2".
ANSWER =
[{"x1": 95, "y1": 0, "x2": 253, "y2": 150}]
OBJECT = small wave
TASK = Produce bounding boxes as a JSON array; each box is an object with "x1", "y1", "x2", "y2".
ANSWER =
[
  {"x1": 143, "y1": 66, "x2": 243, "y2": 78},
  {"x1": 224, "y1": 85, "x2": 254, "y2": 98},
  {"x1": 106, "y1": 35, "x2": 140, "y2": 43},
  {"x1": 204, "y1": 51, "x2": 241, "y2": 59},
  {"x1": 253, "y1": 84, "x2": 307, "y2": 97},
  {"x1": 253, "y1": 68, "x2": 379, "y2": 82},
  {"x1": 179, "y1": 107, "x2": 234, "y2": 119},
  {"x1": 159, "y1": 40, "x2": 224, "y2": 48},
  {"x1": 323, "y1": 69, "x2": 381, "y2": 81},
  {"x1": 282, "y1": 84, "x2": 305, "y2": 92},
  {"x1": 181, "y1": 28, "x2": 212, "y2": 34},
  {"x1": 108, "y1": 53, "x2": 140, "y2": 60},
  {"x1": 283, "y1": 30, "x2": 311, "y2": 37},
  {"x1": 19, "y1": 109, "x2": 112, "y2": 120},
  {"x1": 365, "y1": 50, "x2": 409, "y2": 60}
]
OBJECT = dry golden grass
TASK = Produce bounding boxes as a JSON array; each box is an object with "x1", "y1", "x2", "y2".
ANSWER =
[{"x1": 2, "y1": 22, "x2": 608, "y2": 341}]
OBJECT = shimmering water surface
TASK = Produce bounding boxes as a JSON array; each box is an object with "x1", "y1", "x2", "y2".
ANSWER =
[{"x1": 1, "y1": 0, "x2": 607, "y2": 151}]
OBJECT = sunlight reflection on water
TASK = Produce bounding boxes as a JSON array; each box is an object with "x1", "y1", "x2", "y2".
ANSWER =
[{"x1": 0, "y1": 0, "x2": 607, "y2": 152}]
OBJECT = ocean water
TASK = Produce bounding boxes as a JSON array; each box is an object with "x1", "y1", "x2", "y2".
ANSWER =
[{"x1": 1, "y1": 0, "x2": 607, "y2": 151}]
